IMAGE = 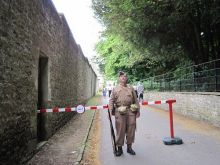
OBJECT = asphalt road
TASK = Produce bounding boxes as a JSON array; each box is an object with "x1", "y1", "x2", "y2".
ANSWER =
[{"x1": 100, "y1": 97, "x2": 220, "y2": 165}]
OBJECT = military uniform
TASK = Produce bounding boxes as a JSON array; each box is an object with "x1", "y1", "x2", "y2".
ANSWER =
[{"x1": 109, "y1": 84, "x2": 140, "y2": 146}]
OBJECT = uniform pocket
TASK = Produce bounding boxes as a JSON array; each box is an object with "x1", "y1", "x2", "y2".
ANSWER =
[{"x1": 118, "y1": 106, "x2": 127, "y2": 114}]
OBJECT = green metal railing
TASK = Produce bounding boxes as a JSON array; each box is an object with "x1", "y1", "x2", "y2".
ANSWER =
[{"x1": 141, "y1": 59, "x2": 220, "y2": 92}]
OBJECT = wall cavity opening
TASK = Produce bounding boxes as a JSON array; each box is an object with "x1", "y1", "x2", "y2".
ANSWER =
[{"x1": 37, "y1": 57, "x2": 49, "y2": 142}]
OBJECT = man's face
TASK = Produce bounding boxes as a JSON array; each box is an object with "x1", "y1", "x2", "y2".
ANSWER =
[{"x1": 119, "y1": 74, "x2": 127, "y2": 84}]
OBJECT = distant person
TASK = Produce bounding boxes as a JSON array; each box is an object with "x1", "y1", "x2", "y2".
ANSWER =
[
  {"x1": 133, "y1": 85, "x2": 138, "y2": 97},
  {"x1": 102, "y1": 88, "x2": 106, "y2": 97},
  {"x1": 137, "y1": 82, "x2": 144, "y2": 101},
  {"x1": 108, "y1": 84, "x2": 113, "y2": 97},
  {"x1": 109, "y1": 71, "x2": 140, "y2": 156}
]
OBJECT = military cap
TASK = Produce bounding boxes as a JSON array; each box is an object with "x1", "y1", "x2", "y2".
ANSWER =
[{"x1": 118, "y1": 71, "x2": 126, "y2": 77}]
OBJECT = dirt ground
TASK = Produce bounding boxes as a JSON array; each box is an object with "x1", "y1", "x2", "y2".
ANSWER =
[{"x1": 80, "y1": 110, "x2": 101, "y2": 165}]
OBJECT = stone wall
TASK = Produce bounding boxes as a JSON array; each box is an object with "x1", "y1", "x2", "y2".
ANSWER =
[
  {"x1": 76, "y1": 45, "x2": 97, "y2": 101},
  {"x1": 144, "y1": 92, "x2": 220, "y2": 127},
  {"x1": 0, "y1": 0, "x2": 96, "y2": 164}
]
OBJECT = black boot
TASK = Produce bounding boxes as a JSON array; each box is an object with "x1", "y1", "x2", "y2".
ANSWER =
[
  {"x1": 115, "y1": 146, "x2": 123, "y2": 156},
  {"x1": 118, "y1": 146, "x2": 123, "y2": 154},
  {"x1": 127, "y1": 145, "x2": 136, "y2": 155}
]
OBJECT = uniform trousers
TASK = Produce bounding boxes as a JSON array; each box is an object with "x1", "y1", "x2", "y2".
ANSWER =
[{"x1": 115, "y1": 110, "x2": 136, "y2": 146}]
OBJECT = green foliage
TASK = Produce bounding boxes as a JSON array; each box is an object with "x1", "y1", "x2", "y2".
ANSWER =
[
  {"x1": 92, "y1": 0, "x2": 220, "y2": 80},
  {"x1": 94, "y1": 34, "x2": 152, "y2": 81}
]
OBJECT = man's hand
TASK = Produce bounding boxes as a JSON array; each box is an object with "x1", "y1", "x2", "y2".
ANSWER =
[
  {"x1": 136, "y1": 111, "x2": 140, "y2": 118},
  {"x1": 111, "y1": 110, "x2": 115, "y2": 116}
]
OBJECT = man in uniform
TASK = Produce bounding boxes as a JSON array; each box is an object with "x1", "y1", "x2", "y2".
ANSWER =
[{"x1": 109, "y1": 71, "x2": 140, "y2": 156}]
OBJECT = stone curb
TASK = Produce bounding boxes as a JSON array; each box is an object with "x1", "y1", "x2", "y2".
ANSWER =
[
  {"x1": 22, "y1": 141, "x2": 48, "y2": 164},
  {"x1": 74, "y1": 110, "x2": 96, "y2": 165}
]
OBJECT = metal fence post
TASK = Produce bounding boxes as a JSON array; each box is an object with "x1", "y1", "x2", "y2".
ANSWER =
[
  {"x1": 168, "y1": 73, "x2": 171, "y2": 91},
  {"x1": 193, "y1": 65, "x2": 196, "y2": 92},
  {"x1": 215, "y1": 60, "x2": 217, "y2": 92},
  {"x1": 151, "y1": 78, "x2": 153, "y2": 90}
]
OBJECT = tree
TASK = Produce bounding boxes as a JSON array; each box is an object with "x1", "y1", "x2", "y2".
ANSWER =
[{"x1": 92, "y1": 0, "x2": 220, "y2": 79}]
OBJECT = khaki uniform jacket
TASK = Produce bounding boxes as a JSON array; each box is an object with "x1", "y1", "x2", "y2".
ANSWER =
[{"x1": 109, "y1": 84, "x2": 140, "y2": 115}]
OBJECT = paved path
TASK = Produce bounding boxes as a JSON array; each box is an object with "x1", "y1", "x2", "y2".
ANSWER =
[
  {"x1": 100, "y1": 97, "x2": 220, "y2": 165},
  {"x1": 27, "y1": 96, "x2": 101, "y2": 165}
]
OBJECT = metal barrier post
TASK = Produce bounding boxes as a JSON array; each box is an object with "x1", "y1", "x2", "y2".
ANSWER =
[
  {"x1": 163, "y1": 100, "x2": 183, "y2": 145},
  {"x1": 168, "y1": 101, "x2": 174, "y2": 138}
]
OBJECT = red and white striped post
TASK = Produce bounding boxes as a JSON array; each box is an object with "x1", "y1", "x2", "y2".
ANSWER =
[
  {"x1": 167, "y1": 100, "x2": 175, "y2": 138},
  {"x1": 164, "y1": 100, "x2": 183, "y2": 145}
]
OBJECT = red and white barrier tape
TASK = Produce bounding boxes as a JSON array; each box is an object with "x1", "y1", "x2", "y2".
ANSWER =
[
  {"x1": 141, "y1": 99, "x2": 176, "y2": 105},
  {"x1": 37, "y1": 105, "x2": 109, "y2": 113},
  {"x1": 37, "y1": 100, "x2": 176, "y2": 113}
]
